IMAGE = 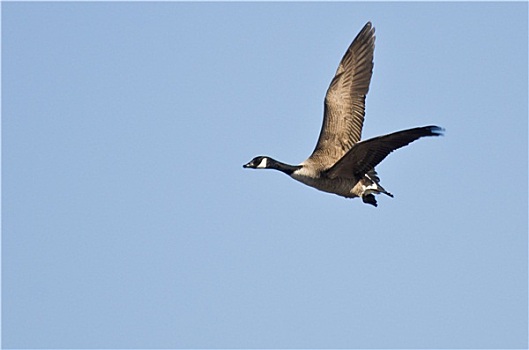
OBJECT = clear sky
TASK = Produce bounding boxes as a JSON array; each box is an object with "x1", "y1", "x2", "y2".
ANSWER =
[{"x1": 3, "y1": 2, "x2": 527, "y2": 349}]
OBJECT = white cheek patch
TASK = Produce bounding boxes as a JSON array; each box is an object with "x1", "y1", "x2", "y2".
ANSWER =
[{"x1": 257, "y1": 158, "x2": 268, "y2": 168}]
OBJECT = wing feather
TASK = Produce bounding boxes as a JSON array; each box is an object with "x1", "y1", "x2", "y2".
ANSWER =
[
  {"x1": 306, "y1": 22, "x2": 375, "y2": 169},
  {"x1": 325, "y1": 126, "x2": 444, "y2": 179}
]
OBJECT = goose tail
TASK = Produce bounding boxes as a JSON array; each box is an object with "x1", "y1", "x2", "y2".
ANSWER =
[{"x1": 361, "y1": 170, "x2": 393, "y2": 207}]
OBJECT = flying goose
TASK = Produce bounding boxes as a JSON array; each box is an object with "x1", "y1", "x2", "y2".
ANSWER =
[{"x1": 243, "y1": 22, "x2": 443, "y2": 207}]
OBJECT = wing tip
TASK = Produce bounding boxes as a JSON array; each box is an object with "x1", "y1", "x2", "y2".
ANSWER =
[{"x1": 426, "y1": 125, "x2": 445, "y2": 136}]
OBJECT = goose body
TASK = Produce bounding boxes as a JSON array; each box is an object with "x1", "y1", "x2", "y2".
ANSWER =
[{"x1": 243, "y1": 22, "x2": 443, "y2": 207}]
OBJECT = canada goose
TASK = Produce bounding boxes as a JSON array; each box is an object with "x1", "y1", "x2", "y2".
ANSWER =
[{"x1": 243, "y1": 22, "x2": 443, "y2": 207}]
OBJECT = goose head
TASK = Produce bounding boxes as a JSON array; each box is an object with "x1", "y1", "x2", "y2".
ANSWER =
[
  {"x1": 243, "y1": 156, "x2": 302, "y2": 175},
  {"x1": 243, "y1": 156, "x2": 272, "y2": 169}
]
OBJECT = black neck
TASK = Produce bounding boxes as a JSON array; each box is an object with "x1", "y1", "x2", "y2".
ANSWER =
[{"x1": 268, "y1": 158, "x2": 302, "y2": 176}]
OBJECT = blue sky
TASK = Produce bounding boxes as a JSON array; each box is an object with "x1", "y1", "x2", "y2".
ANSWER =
[{"x1": 3, "y1": 2, "x2": 527, "y2": 349}]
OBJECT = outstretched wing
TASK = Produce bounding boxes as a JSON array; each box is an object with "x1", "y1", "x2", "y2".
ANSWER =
[
  {"x1": 305, "y1": 22, "x2": 375, "y2": 169},
  {"x1": 325, "y1": 126, "x2": 444, "y2": 179}
]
